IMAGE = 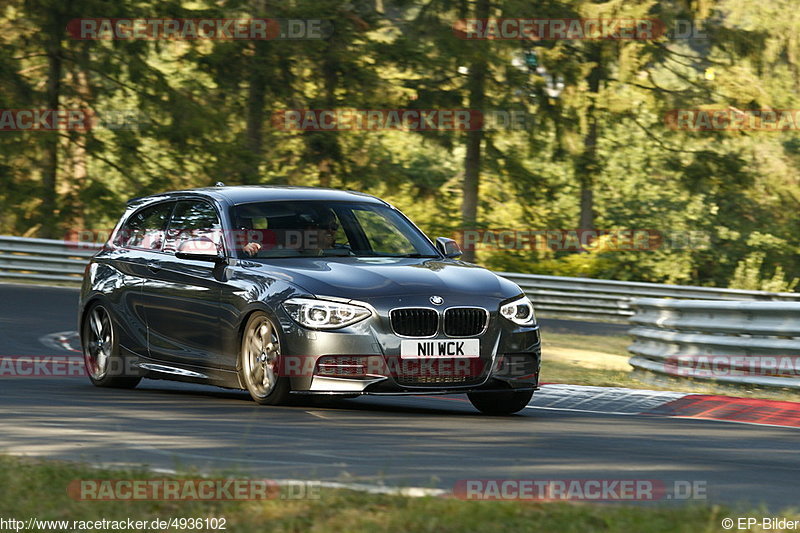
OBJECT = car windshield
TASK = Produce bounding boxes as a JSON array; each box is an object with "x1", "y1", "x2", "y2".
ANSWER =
[{"x1": 230, "y1": 200, "x2": 440, "y2": 259}]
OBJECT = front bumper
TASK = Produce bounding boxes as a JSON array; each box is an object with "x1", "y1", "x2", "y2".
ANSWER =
[{"x1": 277, "y1": 306, "x2": 541, "y2": 395}]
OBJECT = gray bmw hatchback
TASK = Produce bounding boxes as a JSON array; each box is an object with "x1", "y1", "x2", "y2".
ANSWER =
[{"x1": 79, "y1": 186, "x2": 541, "y2": 415}]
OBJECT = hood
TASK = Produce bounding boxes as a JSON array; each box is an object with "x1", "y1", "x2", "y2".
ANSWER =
[{"x1": 246, "y1": 257, "x2": 522, "y2": 302}]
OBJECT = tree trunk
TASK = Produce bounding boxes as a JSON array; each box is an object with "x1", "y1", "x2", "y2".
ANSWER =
[
  {"x1": 576, "y1": 43, "x2": 603, "y2": 233},
  {"x1": 245, "y1": 43, "x2": 268, "y2": 184},
  {"x1": 460, "y1": 0, "x2": 490, "y2": 263},
  {"x1": 243, "y1": 0, "x2": 271, "y2": 183},
  {"x1": 316, "y1": 48, "x2": 339, "y2": 188},
  {"x1": 63, "y1": 49, "x2": 92, "y2": 234},
  {"x1": 40, "y1": 31, "x2": 62, "y2": 239},
  {"x1": 578, "y1": 119, "x2": 597, "y2": 231}
]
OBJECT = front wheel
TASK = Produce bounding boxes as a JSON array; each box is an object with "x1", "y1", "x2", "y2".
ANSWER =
[
  {"x1": 467, "y1": 389, "x2": 533, "y2": 415},
  {"x1": 81, "y1": 303, "x2": 141, "y2": 389},
  {"x1": 239, "y1": 312, "x2": 291, "y2": 405}
]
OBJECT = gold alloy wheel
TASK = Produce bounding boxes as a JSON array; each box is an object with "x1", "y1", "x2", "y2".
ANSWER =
[{"x1": 242, "y1": 314, "x2": 282, "y2": 399}]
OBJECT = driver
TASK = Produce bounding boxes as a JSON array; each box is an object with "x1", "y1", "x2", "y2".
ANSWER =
[
  {"x1": 242, "y1": 209, "x2": 339, "y2": 257},
  {"x1": 301, "y1": 210, "x2": 338, "y2": 254},
  {"x1": 242, "y1": 216, "x2": 270, "y2": 257}
]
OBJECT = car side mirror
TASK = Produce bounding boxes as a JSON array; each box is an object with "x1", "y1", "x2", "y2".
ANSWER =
[
  {"x1": 435, "y1": 237, "x2": 463, "y2": 258},
  {"x1": 175, "y1": 237, "x2": 224, "y2": 263}
]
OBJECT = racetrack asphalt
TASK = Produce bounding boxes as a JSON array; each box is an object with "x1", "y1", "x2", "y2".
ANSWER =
[{"x1": 0, "y1": 283, "x2": 798, "y2": 510}]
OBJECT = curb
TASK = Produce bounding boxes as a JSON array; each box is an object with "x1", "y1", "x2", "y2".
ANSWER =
[
  {"x1": 645, "y1": 394, "x2": 800, "y2": 428},
  {"x1": 532, "y1": 384, "x2": 800, "y2": 428}
]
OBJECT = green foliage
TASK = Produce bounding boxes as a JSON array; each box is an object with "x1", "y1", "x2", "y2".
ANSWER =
[
  {"x1": 729, "y1": 251, "x2": 799, "y2": 292},
  {"x1": 0, "y1": 0, "x2": 798, "y2": 290}
]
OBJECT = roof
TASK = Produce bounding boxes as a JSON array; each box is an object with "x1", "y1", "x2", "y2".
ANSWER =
[{"x1": 129, "y1": 185, "x2": 386, "y2": 207}]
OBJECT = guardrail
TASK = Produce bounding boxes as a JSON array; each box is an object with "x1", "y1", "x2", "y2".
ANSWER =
[
  {"x1": 2, "y1": 236, "x2": 799, "y2": 318},
  {"x1": 0, "y1": 236, "x2": 100, "y2": 285},
  {"x1": 628, "y1": 298, "x2": 800, "y2": 389},
  {"x1": 497, "y1": 272, "x2": 800, "y2": 322}
]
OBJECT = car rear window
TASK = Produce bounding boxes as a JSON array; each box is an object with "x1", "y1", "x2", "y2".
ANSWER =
[{"x1": 114, "y1": 202, "x2": 174, "y2": 251}]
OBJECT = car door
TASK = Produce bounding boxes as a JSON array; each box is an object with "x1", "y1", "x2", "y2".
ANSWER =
[
  {"x1": 106, "y1": 200, "x2": 176, "y2": 356},
  {"x1": 141, "y1": 199, "x2": 227, "y2": 369}
]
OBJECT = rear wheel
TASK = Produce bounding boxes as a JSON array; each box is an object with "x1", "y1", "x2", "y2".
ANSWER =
[
  {"x1": 82, "y1": 303, "x2": 141, "y2": 389},
  {"x1": 467, "y1": 389, "x2": 533, "y2": 415},
  {"x1": 239, "y1": 312, "x2": 291, "y2": 405}
]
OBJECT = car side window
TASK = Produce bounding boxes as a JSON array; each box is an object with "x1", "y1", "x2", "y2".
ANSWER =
[
  {"x1": 114, "y1": 202, "x2": 174, "y2": 251},
  {"x1": 163, "y1": 200, "x2": 223, "y2": 254}
]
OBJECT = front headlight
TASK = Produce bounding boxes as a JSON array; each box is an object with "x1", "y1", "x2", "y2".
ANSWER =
[
  {"x1": 282, "y1": 297, "x2": 372, "y2": 329},
  {"x1": 500, "y1": 295, "x2": 536, "y2": 326}
]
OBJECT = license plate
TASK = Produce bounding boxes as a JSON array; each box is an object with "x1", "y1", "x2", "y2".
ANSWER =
[{"x1": 400, "y1": 339, "x2": 480, "y2": 359}]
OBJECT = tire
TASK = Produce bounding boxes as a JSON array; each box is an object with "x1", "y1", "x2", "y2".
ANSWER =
[
  {"x1": 467, "y1": 389, "x2": 534, "y2": 415},
  {"x1": 81, "y1": 303, "x2": 142, "y2": 389},
  {"x1": 239, "y1": 311, "x2": 291, "y2": 405}
]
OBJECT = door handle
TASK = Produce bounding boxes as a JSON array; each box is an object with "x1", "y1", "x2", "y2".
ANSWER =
[{"x1": 146, "y1": 262, "x2": 162, "y2": 273}]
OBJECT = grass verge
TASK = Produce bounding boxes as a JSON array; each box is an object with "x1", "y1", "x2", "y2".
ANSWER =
[
  {"x1": 0, "y1": 455, "x2": 790, "y2": 533},
  {"x1": 544, "y1": 331, "x2": 633, "y2": 356}
]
